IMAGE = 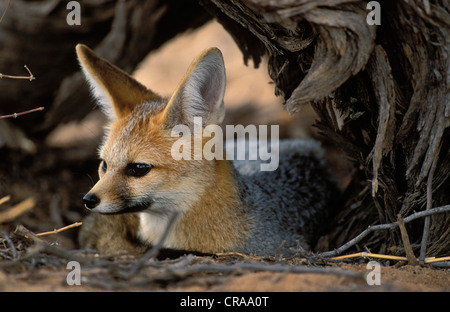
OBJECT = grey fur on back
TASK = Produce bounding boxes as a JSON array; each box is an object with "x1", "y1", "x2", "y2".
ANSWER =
[{"x1": 228, "y1": 139, "x2": 338, "y2": 257}]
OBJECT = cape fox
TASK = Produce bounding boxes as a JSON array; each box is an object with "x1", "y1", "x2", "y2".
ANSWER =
[{"x1": 77, "y1": 44, "x2": 338, "y2": 256}]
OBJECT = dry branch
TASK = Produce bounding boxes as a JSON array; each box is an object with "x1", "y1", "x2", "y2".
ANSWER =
[
  {"x1": 127, "y1": 211, "x2": 179, "y2": 277},
  {"x1": 0, "y1": 0, "x2": 10, "y2": 24},
  {"x1": 10, "y1": 224, "x2": 88, "y2": 264},
  {"x1": 0, "y1": 0, "x2": 211, "y2": 133},
  {"x1": 0, "y1": 0, "x2": 448, "y2": 263},
  {"x1": 199, "y1": 0, "x2": 450, "y2": 257},
  {"x1": 0, "y1": 107, "x2": 44, "y2": 119},
  {"x1": 419, "y1": 141, "x2": 441, "y2": 263},
  {"x1": 330, "y1": 252, "x2": 450, "y2": 265},
  {"x1": 3, "y1": 222, "x2": 366, "y2": 291},
  {"x1": 331, "y1": 252, "x2": 409, "y2": 262},
  {"x1": 36, "y1": 222, "x2": 83, "y2": 237},
  {"x1": 0, "y1": 65, "x2": 35, "y2": 81},
  {"x1": 318, "y1": 204, "x2": 450, "y2": 258},
  {"x1": 0, "y1": 2, "x2": 36, "y2": 82},
  {"x1": 397, "y1": 214, "x2": 418, "y2": 265},
  {"x1": 0, "y1": 230, "x2": 17, "y2": 260}
]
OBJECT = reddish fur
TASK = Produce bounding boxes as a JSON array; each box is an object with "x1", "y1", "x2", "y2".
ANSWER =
[{"x1": 78, "y1": 44, "x2": 251, "y2": 254}]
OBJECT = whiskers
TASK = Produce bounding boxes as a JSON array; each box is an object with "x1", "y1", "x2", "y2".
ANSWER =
[{"x1": 83, "y1": 173, "x2": 96, "y2": 187}]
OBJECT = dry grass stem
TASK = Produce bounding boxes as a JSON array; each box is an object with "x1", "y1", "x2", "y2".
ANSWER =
[
  {"x1": 0, "y1": 195, "x2": 11, "y2": 206},
  {"x1": 0, "y1": 0, "x2": 10, "y2": 24},
  {"x1": 0, "y1": 107, "x2": 44, "y2": 119},
  {"x1": 0, "y1": 65, "x2": 35, "y2": 81},
  {"x1": 330, "y1": 252, "x2": 450, "y2": 264},
  {"x1": 36, "y1": 222, "x2": 83, "y2": 237},
  {"x1": 0, "y1": 197, "x2": 35, "y2": 224}
]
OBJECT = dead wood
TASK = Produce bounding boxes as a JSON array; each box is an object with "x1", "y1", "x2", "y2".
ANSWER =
[
  {"x1": 0, "y1": 0, "x2": 211, "y2": 138},
  {"x1": 318, "y1": 204, "x2": 450, "y2": 258},
  {"x1": 1, "y1": 224, "x2": 364, "y2": 291},
  {"x1": 198, "y1": 0, "x2": 450, "y2": 255},
  {"x1": 0, "y1": 0, "x2": 448, "y2": 257}
]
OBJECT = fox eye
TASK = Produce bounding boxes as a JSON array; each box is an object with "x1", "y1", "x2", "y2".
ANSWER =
[
  {"x1": 125, "y1": 163, "x2": 152, "y2": 177},
  {"x1": 101, "y1": 160, "x2": 107, "y2": 172}
]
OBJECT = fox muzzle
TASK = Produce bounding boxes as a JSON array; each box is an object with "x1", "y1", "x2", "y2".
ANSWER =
[{"x1": 83, "y1": 193, "x2": 100, "y2": 210}]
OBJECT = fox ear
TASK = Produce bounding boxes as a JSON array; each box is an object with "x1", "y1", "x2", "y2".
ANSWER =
[
  {"x1": 163, "y1": 47, "x2": 226, "y2": 129},
  {"x1": 76, "y1": 44, "x2": 161, "y2": 120}
]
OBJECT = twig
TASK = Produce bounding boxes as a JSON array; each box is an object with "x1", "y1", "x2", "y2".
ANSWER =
[
  {"x1": 1, "y1": 230, "x2": 17, "y2": 261},
  {"x1": 318, "y1": 204, "x2": 450, "y2": 258},
  {"x1": 14, "y1": 224, "x2": 41, "y2": 241},
  {"x1": 425, "y1": 256, "x2": 450, "y2": 264},
  {"x1": 0, "y1": 0, "x2": 10, "y2": 24},
  {"x1": 26, "y1": 240, "x2": 87, "y2": 264},
  {"x1": 419, "y1": 141, "x2": 440, "y2": 264},
  {"x1": 36, "y1": 222, "x2": 83, "y2": 237},
  {"x1": 430, "y1": 261, "x2": 450, "y2": 268},
  {"x1": 397, "y1": 214, "x2": 418, "y2": 265},
  {"x1": 0, "y1": 65, "x2": 35, "y2": 81},
  {"x1": 331, "y1": 252, "x2": 409, "y2": 262},
  {"x1": 0, "y1": 195, "x2": 11, "y2": 206},
  {"x1": 0, "y1": 107, "x2": 44, "y2": 119},
  {"x1": 0, "y1": 197, "x2": 35, "y2": 224},
  {"x1": 127, "y1": 211, "x2": 179, "y2": 277},
  {"x1": 13, "y1": 224, "x2": 90, "y2": 264},
  {"x1": 215, "y1": 251, "x2": 262, "y2": 261},
  {"x1": 330, "y1": 252, "x2": 450, "y2": 264},
  {"x1": 0, "y1": 3, "x2": 36, "y2": 84}
]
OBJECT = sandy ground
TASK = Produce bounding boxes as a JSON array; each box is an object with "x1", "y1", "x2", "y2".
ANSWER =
[
  {"x1": 1, "y1": 255, "x2": 448, "y2": 292},
  {"x1": 2, "y1": 21, "x2": 449, "y2": 293}
]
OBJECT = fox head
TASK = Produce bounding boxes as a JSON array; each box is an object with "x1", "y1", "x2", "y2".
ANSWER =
[{"x1": 77, "y1": 44, "x2": 227, "y2": 215}]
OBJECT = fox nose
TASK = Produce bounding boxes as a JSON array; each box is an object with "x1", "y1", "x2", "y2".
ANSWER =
[{"x1": 83, "y1": 193, "x2": 100, "y2": 209}]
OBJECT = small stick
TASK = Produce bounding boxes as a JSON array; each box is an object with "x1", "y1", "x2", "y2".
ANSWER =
[
  {"x1": 397, "y1": 214, "x2": 418, "y2": 265},
  {"x1": 318, "y1": 204, "x2": 450, "y2": 258},
  {"x1": 0, "y1": 197, "x2": 35, "y2": 224},
  {"x1": 0, "y1": 195, "x2": 11, "y2": 206},
  {"x1": 331, "y1": 252, "x2": 408, "y2": 262},
  {"x1": 215, "y1": 251, "x2": 262, "y2": 261},
  {"x1": 0, "y1": 107, "x2": 44, "y2": 119},
  {"x1": 0, "y1": 65, "x2": 35, "y2": 81},
  {"x1": 419, "y1": 141, "x2": 440, "y2": 264},
  {"x1": 127, "y1": 211, "x2": 179, "y2": 277},
  {"x1": 14, "y1": 224, "x2": 41, "y2": 242},
  {"x1": 36, "y1": 222, "x2": 83, "y2": 237},
  {"x1": 143, "y1": 211, "x2": 179, "y2": 260},
  {"x1": 425, "y1": 256, "x2": 450, "y2": 264},
  {"x1": 330, "y1": 252, "x2": 450, "y2": 264},
  {"x1": 0, "y1": 0, "x2": 10, "y2": 24}
]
